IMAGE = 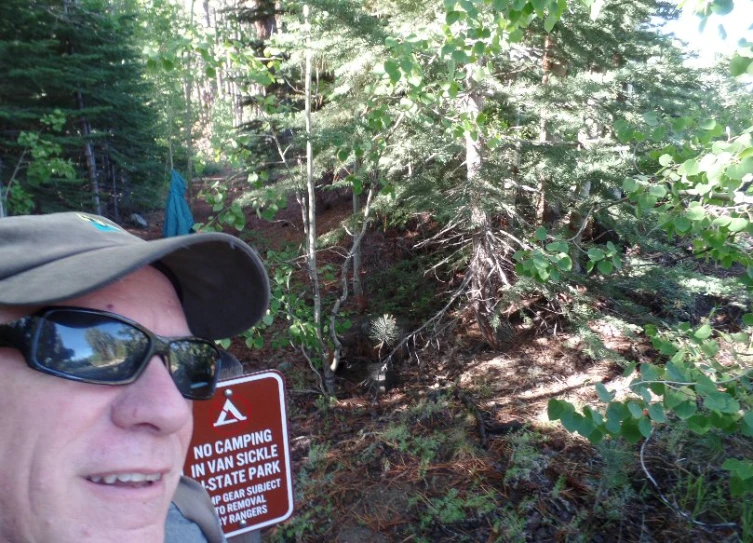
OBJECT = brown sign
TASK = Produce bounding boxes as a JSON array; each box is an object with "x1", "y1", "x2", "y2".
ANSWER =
[{"x1": 183, "y1": 371, "x2": 294, "y2": 537}]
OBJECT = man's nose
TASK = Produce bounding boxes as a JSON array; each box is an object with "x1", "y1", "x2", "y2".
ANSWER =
[{"x1": 110, "y1": 357, "x2": 192, "y2": 434}]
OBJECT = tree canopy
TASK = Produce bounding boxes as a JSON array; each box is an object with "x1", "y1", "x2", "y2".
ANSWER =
[{"x1": 3, "y1": 0, "x2": 753, "y2": 536}]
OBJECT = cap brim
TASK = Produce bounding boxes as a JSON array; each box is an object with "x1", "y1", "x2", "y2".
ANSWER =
[{"x1": 1, "y1": 233, "x2": 269, "y2": 339}]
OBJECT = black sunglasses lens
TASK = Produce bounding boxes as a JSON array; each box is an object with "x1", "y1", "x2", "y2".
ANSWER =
[
  {"x1": 168, "y1": 341, "x2": 219, "y2": 399},
  {"x1": 33, "y1": 310, "x2": 149, "y2": 382}
]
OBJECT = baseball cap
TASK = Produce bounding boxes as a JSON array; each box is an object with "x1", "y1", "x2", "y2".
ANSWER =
[{"x1": 0, "y1": 212, "x2": 270, "y2": 339}]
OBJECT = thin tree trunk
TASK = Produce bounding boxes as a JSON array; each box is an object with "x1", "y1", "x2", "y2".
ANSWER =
[
  {"x1": 110, "y1": 158, "x2": 120, "y2": 223},
  {"x1": 536, "y1": 34, "x2": 553, "y2": 225},
  {"x1": 66, "y1": 0, "x2": 100, "y2": 214},
  {"x1": 76, "y1": 91, "x2": 101, "y2": 215},
  {"x1": 352, "y1": 157, "x2": 363, "y2": 299},
  {"x1": 302, "y1": 4, "x2": 334, "y2": 395},
  {"x1": 184, "y1": 0, "x2": 197, "y2": 211},
  {"x1": 464, "y1": 90, "x2": 499, "y2": 347}
]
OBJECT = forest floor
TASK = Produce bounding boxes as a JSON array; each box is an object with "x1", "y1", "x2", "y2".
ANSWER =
[{"x1": 133, "y1": 178, "x2": 752, "y2": 542}]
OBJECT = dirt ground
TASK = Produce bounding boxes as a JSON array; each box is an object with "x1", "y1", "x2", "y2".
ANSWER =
[{"x1": 128, "y1": 178, "x2": 746, "y2": 542}]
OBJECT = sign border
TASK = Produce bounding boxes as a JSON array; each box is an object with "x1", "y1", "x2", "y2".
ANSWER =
[{"x1": 188, "y1": 370, "x2": 295, "y2": 537}]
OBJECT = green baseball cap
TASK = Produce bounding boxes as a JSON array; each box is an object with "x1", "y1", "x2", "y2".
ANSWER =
[{"x1": 0, "y1": 212, "x2": 270, "y2": 339}]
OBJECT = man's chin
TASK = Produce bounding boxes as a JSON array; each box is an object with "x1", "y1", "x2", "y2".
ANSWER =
[{"x1": 69, "y1": 478, "x2": 174, "y2": 538}]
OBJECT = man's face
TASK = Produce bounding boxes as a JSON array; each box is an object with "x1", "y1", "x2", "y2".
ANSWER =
[{"x1": 0, "y1": 266, "x2": 194, "y2": 543}]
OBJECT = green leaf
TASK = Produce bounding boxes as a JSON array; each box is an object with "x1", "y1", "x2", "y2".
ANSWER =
[
  {"x1": 451, "y1": 48, "x2": 469, "y2": 63},
  {"x1": 686, "y1": 206, "x2": 706, "y2": 221},
  {"x1": 664, "y1": 388, "x2": 684, "y2": 409},
  {"x1": 674, "y1": 401, "x2": 698, "y2": 420},
  {"x1": 638, "y1": 194, "x2": 657, "y2": 210},
  {"x1": 384, "y1": 60, "x2": 401, "y2": 83},
  {"x1": 731, "y1": 55, "x2": 753, "y2": 77},
  {"x1": 728, "y1": 217, "x2": 749, "y2": 232},
  {"x1": 704, "y1": 391, "x2": 740, "y2": 414},
  {"x1": 560, "y1": 410, "x2": 583, "y2": 432},
  {"x1": 726, "y1": 158, "x2": 753, "y2": 180},
  {"x1": 587, "y1": 248, "x2": 606, "y2": 261},
  {"x1": 710, "y1": 411, "x2": 739, "y2": 430},
  {"x1": 595, "y1": 382, "x2": 613, "y2": 402},
  {"x1": 597, "y1": 260, "x2": 613, "y2": 274},
  {"x1": 648, "y1": 403, "x2": 666, "y2": 423},
  {"x1": 679, "y1": 158, "x2": 701, "y2": 176},
  {"x1": 699, "y1": 118, "x2": 717, "y2": 130},
  {"x1": 674, "y1": 216, "x2": 692, "y2": 233},
  {"x1": 643, "y1": 111, "x2": 659, "y2": 126},
  {"x1": 729, "y1": 475, "x2": 753, "y2": 497},
  {"x1": 649, "y1": 185, "x2": 667, "y2": 198},
  {"x1": 547, "y1": 398, "x2": 572, "y2": 420},
  {"x1": 640, "y1": 362, "x2": 660, "y2": 380},
  {"x1": 666, "y1": 361, "x2": 688, "y2": 382},
  {"x1": 639, "y1": 416, "x2": 653, "y2": 438},
  {"x1": 546, "y1": 241, "x2": 568, "y2": 253},
  {"x1": 262, "y1": 314, "x2": 274, "y2": 326},
  {"x1": 623, "y1": 361, "x2": 638, "y2": 377},
  {"x1": 606, "y1": 401, "x2": 630, "y2": 423},
  {"x1": 700, "y1": 340, "x2": 720, "y2": 357},
  {"x1": 711, "y1": 0, "x2": 734, "y2": 16},
  {"x1": 446, "y1": 10, "x2": 462, "y2": 24},
  {"x1": 544, "y1": 13, "x2": 558, "y2": 32},
  {"x1": 723, "y1": 458, "x2": 753, "y2": 480},
  {"x1": 583, "y1": 406, "x2": 604, "y2": 426},
  {"x1": 743, "y1": 313, "x2": 753, "y2": 326},
  {"x1": 535, "y1": 226, "x2": 548, "y2": 241},
  {"x1": 658, "y1": 154, "x2": 673, "y2": 167},
  {"x1": 620, "y1": 419, "x2": 643, "y2": 443},
  {"x1": 628, "y1": 401, "x2": 644, "y2": 419},
  {"x1": 651, "y1": 126, "x2": 668, "y2": 142},
  {"x1": 694, "y1": 324, "x2": 713, "y2": 340},
  {"x1": 622, "y1": 177, "x2": 638, "y2": 193},
  {"x1": 743, "y1": 411, "x2": 753, "y2": 433},
  {"x1": 687, "y1": 414, "x2": 712, "y2": 435},
  {"x1": 555, "y1": 254, "x2": 572, "y2": 271}
]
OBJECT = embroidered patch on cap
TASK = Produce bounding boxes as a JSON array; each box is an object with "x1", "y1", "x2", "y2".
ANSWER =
[{"x1": 76, "y1": 213, "x2": 123, "y2": 233}]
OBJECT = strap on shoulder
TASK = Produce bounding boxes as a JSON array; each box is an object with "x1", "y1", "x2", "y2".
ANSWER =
[{"x1": 172, "y1": 476, "x2": 225, "y2": 543}]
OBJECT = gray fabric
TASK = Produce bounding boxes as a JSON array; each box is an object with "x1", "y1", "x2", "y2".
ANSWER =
[
  {"x1": 172, "y1": 477, "x2": 227, "y2": 543},
  {"x1": 165, "y1": 502, "x2": 211, "y2": 543},
  {"x1": 0, "y1": 212, "x2": 269, "y2": 339}
]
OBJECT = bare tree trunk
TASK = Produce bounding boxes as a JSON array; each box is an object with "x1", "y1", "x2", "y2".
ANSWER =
[
  {"x1": 245, "y1": 0, "x2": 276, "y2": 116},
  {"x1": 66, "y1": 0, "x2": 100, "y2": 214},
  {"x1": 302, "y1": 4, "x2": 334, "y2": 395},
  {"x1": 464, "y1": 90, "x2": 498, "y2": 347},
  {"x1": 76, "y1": 91, "x2": 101, "y2": 215},
  {"x1": 536, "y1": 34, "x2": 553, "y2": 225},
  {"x1": 110, "y1": 158, "x2": 120, "y2": 223},
  {"x1": 184, "y1": 0, "x2": 197, "y2": 211},
  {"x1": 352, "y1": 157, "x2": 363, "y2": 299}
]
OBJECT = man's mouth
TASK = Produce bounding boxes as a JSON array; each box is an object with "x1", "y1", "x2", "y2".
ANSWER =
[{"x1": 86, "y1": 473, "x2": 162, "y2": 487}]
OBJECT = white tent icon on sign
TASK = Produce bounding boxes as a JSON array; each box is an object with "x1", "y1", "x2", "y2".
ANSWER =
[{"x1": 213, "y1": 398, "x2": 248, "y2": 427}]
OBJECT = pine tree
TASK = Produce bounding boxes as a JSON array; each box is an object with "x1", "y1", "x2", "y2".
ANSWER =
[{"x1": 0, "y1": 0, "x2": 163, "y2": 216}]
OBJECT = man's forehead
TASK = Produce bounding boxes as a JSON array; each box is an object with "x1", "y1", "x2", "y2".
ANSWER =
[{"x1": 0, "y1": 266, "x2": 181, "y2": 327}]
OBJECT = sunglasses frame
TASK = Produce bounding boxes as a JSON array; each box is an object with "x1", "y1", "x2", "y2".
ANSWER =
[{"x1": 0, "y1": 306, "x2": 221, "y2": 400}]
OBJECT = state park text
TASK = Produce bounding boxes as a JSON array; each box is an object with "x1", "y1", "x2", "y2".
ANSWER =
[{"x1": 190, "y1": 429, "x2": 281, "y2": 491}]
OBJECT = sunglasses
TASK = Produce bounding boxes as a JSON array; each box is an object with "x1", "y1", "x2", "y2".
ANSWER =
[{"x1": 0, "y1": 306, "x2": 221, "y2": 400}]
